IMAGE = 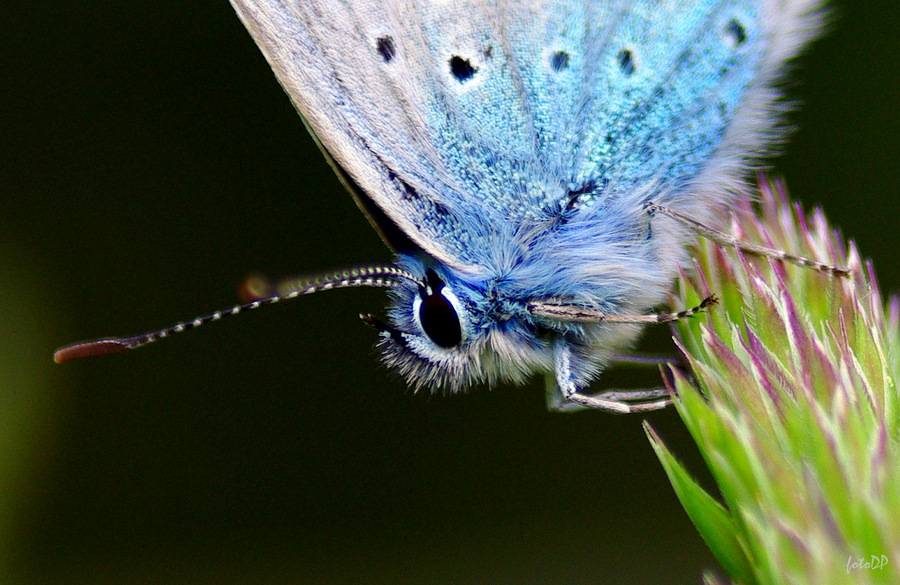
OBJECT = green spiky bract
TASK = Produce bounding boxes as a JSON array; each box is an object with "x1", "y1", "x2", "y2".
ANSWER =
[{"x1": 647, "y1": 178, "x2": 900, "y2": 585}]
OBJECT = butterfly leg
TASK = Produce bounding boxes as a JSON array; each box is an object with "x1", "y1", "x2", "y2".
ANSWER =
[
  {"x1": 544, "y1": 376, "x2": 591, "y2": 412},
  {"x1": 593, "y1": 388, "x2": 670, "y2": 401},
  {"x1": 550, "y1": 342, "x2": 672, "y2": 413},
  {"x1": 609, "y1": 353, "x2": 677, "y2": 367}
]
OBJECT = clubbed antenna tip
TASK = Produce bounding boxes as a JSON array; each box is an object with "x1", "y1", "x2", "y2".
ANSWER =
[{"x1": 54, "y1": 339, "x2": 131, "y2": 363}]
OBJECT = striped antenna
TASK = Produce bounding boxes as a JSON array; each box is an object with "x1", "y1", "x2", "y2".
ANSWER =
[
  {"x1": 54, "y1": 265, "x2": 419, "y2": 363},
  {"x1": 645, "y1": 203, "x2": 850, "y2": 277}
]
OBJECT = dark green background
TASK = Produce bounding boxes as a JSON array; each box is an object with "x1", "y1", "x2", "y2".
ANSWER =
[{"x1": 4, "y1": 2, "x2": 898, "y2": 583}]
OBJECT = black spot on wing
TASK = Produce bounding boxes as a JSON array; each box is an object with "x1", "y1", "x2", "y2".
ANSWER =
[
  {"x1": 617, "y1": 49, "x2": 636, "y2": 76},
  {"x1": 376, "y1": 36, "x2": 396, "y2": 62},
  {"x1": 550, "y1": 51, "x2": 570, "y2": 72},
  {"x1": 449, "y1": 56, "x2": 477, "y2": 82},
  {"x1": 723, "y1": 19, "x2": 747, "y2": 49}
]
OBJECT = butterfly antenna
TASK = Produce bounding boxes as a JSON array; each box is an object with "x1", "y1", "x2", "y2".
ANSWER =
[
  {"x1": 54, "y1": 265, "x2": 420, "y2": 363},
  {"x1": 645, "y1": 202, "x2": 850, "y2": 277}
]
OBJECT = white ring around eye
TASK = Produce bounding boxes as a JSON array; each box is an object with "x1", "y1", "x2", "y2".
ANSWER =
[
  {"x1": 412, "y1": 294, "x2": 423, "y2": 330},
  {"x1": 411, "y1": 282, "x2": 469, "y2": 346}
]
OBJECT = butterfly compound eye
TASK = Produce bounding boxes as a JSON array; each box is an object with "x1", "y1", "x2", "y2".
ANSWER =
[
  {"x1": 419, "y1": 292, "x2": 463, "y2": 348},
  {"x1": 414, "y1": 271, "x2": 465, "y2": 349}
]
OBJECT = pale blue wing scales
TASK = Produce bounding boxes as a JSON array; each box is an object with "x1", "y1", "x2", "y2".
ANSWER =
[
  {"x1": 499, "y1": 0, "x2": 762, "y2": 214},
  {"x1": 414, "y1": 0, "x2": 729, "y2": 218},
  {"x1": 503, "y1": 1, "x2": 626, "y2": 188},
  {"x1": 573, "y1": 0, "x2": 762, "y2": 209},
  {"x1": 412, "y1": 3, "x2": 546, "y2": 221},
  {"x1": 569, "y1": 0, "x2": 824, "y2": 220},
  {"x1": 416, "y1": 1, "x2": 632, "y2": 219},
  {"x1": 431, "y1": 0, "x2": 822, "y2": 222}
]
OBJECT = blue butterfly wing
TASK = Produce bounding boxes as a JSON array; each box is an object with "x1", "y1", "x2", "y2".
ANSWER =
[{"x1": 230, "y1": 0, "x2": 820, "y2": 269}]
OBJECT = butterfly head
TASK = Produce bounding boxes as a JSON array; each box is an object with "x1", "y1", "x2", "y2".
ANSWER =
[
  {"x1": 359, "y1": 255, "x2": 552, "y2": 391},
  {"x1": 363, "y1": 220, "x2": 672, "y2": 394}
]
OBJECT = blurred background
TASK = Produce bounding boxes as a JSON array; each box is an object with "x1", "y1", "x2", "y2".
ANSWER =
[{"x1": 4, "y1": 2, "x2": 898, "y2": 583}]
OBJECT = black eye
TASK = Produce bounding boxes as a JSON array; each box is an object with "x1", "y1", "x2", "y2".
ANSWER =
[
  {"x1": 419, "y1": 293, "x2": 462, "y2": 348},
  {"x1": 417, "y1": 271, "x2": 463, "y2": 349}
]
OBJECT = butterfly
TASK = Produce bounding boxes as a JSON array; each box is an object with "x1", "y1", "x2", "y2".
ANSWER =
[{"x1": 55, "y1": 0, "x2": 839, "y2": 412}]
